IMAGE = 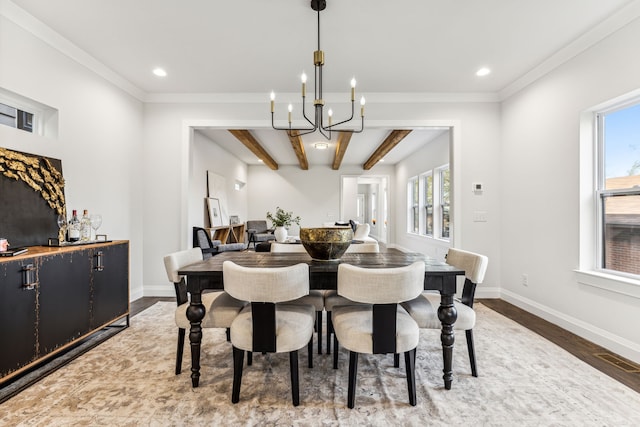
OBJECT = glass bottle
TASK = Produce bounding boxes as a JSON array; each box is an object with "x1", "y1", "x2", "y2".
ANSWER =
[
  {"x1": 68, "y1": 210, "x2": 80, "y2": 242},
  {"x1": 80, "y1": 209, "x2": 92, "y2": 241}
]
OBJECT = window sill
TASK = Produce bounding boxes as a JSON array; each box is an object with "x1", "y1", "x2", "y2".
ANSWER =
[{"x1": 574, "y1": 269, "x2": 640, "y2": 299}]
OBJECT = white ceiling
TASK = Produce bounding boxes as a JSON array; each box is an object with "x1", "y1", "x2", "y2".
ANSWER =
[{"x1": 8, "y1": 0, "x2": 637, "y2": 166}]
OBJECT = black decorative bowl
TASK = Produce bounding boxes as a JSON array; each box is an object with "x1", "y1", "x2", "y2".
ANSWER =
[{"x1": 300, "y1": 227, "x2": 353, "y2": 261}]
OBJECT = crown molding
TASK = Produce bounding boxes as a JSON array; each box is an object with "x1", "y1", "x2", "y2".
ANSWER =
[
  {"x1": 143, "y1": 91, "x2": 501, "y2": 104},
  {"x1": 1, "y1": 0, "x2": 145, "y2": 101},
  {"x1": 499, "y1": 0, "x2": 640, "y2": 101}
]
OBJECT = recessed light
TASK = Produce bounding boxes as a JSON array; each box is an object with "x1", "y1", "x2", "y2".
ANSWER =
[
  {"x1": 153, "y1": 68, "x2": 167, "y2": 77},
  {"x1": 476, "y1": 67, "x2": 491, "y2": 77},
  {"x1": 379, "y1": 158, "x2": 385, "y2": 162},
  {"x1": 314, "y1": 143, "x2": 329, "y2": 150}
]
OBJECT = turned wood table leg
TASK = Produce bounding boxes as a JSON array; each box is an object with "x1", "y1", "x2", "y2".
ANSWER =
[
  {"x1": 186, "y1": 286, "x2": 206, "y2": 388},
  {"x1": 438, "y1": 286, "x2": 457, "y2": 390}
]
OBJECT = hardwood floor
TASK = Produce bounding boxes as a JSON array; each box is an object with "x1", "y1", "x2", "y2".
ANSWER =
[{"x1": 132, "y1": 296, "x2": 640, "y2": 394}]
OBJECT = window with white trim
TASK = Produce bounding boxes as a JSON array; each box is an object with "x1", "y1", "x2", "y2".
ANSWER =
[
  {"x1": 596, "y1": 101, "x2": 640, "y2": 276},
  {"x1": 407, "y1": 164, "x2": 450, "y2": 240},
  {"x1": 408, "y1": 176, "x2": 419, "y2": 233},
  {"x1": 439, "y1": 166, "x2": 451, "y2": 239},
  {"x1": 0, "y1": 102, "x2": 33, "y2": 132},
  {"x1": 423, "y1": 172, "x2": 434, "y2": 236}
]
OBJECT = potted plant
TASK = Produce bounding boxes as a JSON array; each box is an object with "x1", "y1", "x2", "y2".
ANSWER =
[{"x1": 266, "y1": 207, "x2": 301, "y2": 242}]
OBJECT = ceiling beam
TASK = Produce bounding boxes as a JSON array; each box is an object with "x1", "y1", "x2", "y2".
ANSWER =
[
  {"x1": 228, "y1": 129, "x2": 278, "y2": 171},
  {"x1": 287, "y1": 132, "x2": 309, "y2": 170},
  {"x1": 332, "y1": 131, "x2": 353, "y2": 170},
  {"x1": 363, "y1": 130, "x2": 412, "y2": 170}
]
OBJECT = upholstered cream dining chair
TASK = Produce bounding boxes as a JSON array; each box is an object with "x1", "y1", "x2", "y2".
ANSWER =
[
  {"x1": 223, "y1": 260, "x2": 315, "y2": 406},
  {"x1": 163, "y1": 248, "x2": 246, "y2": 375},
  {"x1": 401, "y1": 247, "x2": 488, "y2": 377},
  {"x1": 331, "y1": 261, "x2": 425, "y2": 408},
  {"x1": 324, "y1": 241, "x2": 380, "y2": 356},
  {"x1": 269, "y1": 242, "x2": 327, "y2": 354}
]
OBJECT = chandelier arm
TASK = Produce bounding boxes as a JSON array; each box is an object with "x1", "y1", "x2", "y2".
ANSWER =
[
  {"x1": 301, "y1": 97, "x2": 316, "y2": 127},
  {"x1": 287, "y1": 128, "x2": 321, "y2": 138},
  {"x1": 323, "y1": 101, "x2": 355, "y2": 130},
  {"x1": 271, "y1": 112, "x2": 315, "y2": 133},
  {"x1": 317, "y1": 126, "x2": 331, "y2": 140}
]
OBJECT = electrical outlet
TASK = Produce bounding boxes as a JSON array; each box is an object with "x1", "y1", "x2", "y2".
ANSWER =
[
  {"x1": 473, "y1": 211, "x2": 487, "y2": 222},
  {"x1": 522, "y1": 274, "x2": 528, "y2": 287}
]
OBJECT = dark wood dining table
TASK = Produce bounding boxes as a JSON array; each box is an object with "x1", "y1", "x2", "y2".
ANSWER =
[{"x1": 178, "y1": 251, "x2": 465, "y2": 390}]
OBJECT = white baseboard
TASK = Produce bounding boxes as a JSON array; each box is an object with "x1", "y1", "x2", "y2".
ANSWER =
[
  {"x1": 143, "y1": 285, "x2": 175, "y2": 298},
  {"x1": 500, "y1": 289, "x2": 640, "y2": 364}
]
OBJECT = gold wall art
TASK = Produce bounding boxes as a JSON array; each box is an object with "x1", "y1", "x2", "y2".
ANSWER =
[{"x1": 0, "y1": 147, "x2": 65, "y2": 217}]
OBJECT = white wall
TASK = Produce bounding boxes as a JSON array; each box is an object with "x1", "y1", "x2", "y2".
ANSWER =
[
  {"x1": 500, "y1": 17, "x2": 640, "y2": 362},
  {"x1": 0, "y1": 14, "x2": 144, "y2": 300},
  {"x1": 190, "y1": 131, "x2": 248, "y2": 232},
  {"x1": 247, "y1": 164, "x2": 396, "y2": 237}
]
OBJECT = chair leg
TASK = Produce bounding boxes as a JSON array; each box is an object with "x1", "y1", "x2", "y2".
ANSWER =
[
  {"x1": 232, "y1": 346, "x2": 244, "y2": 404},
  {"x1": 317, "y1": 311, "x2": 323, "y2": 354},
  {"x1": 308, "y1": 338, "x2": 313, "y2": 368},
  {"x1": 347, "y1": 351, "x2": 359, "y2": 409},
  {"x1": 226, "y1": 328, "x2": 231, "y2": 342},
  {"x1": 466, "y1": 329, "x2": 478, "y2": 377},
  {"x1": 290, "y1": 350, "x2": 300, "y2": 406},
  {"x1": 247, "y1": 351, "x2": 253, "y2": 366},
  {"x1": 333, "y1": 333, "x2": 339, "y2": 369},
  {"x1": 176, "y1": 328, "x2": 185, "y2": 375},
  {"x1": 326, "y1": 311, "x2": 333, "y2": 354},
  {"x1": 405, "y1": 349, "x2": 417, "y2": 406},
  {"x1": 394, "y1": 353, "x2": 400, "y2": 368}
]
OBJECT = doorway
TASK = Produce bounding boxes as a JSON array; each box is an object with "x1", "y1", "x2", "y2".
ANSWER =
[{"x1": 341, "y1": 175, "x2": 389, "y2": 244}]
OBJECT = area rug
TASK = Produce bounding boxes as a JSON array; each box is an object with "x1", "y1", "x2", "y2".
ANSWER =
[{"x1": 1, "y1": 302, "x2": 640, "y2": 426}]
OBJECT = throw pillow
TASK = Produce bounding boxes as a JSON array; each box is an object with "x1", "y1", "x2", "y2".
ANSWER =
[{"x1": 354, "y1": 223, "x2": 370, "y2": 240}]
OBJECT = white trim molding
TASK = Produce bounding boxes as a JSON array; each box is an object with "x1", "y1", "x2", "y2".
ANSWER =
[{"x1": 501, "y1": 289, "x2": 640, "y2": 364}]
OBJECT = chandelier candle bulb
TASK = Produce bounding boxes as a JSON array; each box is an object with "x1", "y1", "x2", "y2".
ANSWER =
[
  {"x1": 351, "y1": 78, "x2": 356, "y2": 101},
  {"x1": 288, "y1": 104, "x2": 293, "y2": 123},
  {"x1": 361, "y1": 96, "x2": 366, "y2": 117},
  {"x1": 301, "y1": 73, "x2": 307, "y2": 97},
  {"x1": 270, "y1": 91, "x2": 275, "y2": 113}
]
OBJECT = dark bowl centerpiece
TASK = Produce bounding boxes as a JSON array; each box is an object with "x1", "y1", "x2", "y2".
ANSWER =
[{"x1": 300, "y1": 227, "x2": 353, "y2": 261}]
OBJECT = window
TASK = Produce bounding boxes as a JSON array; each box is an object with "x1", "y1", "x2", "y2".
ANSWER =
[
  {"x1": 424, "y1": 173, "x2": 434, "y2": 236},
  {"x1": 596, "y1": 101, "x2": 640, "y2": 276},
  {"x1": 0, "y1": 102, "x2": 33, "y2": 132},
  {"x1": 439, "y1": 166, "x2": 450, "y2": 239},
  {"x1": 408, "y1": 177, "x2": 419, "y2": 233},
  {"x1": 407, "y1": 164, "x2": 450, "y2": 240}
]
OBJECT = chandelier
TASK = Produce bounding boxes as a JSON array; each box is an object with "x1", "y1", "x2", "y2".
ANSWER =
[{"x1": 270, "y1": 0, "x2": 365, "y2": 140}]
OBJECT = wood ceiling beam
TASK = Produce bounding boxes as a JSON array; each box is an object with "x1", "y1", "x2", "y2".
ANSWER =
[
  {"x1": 228, "y1": 129, "x2": 278, "y2": 171},
  {"x1": 363, "y1": 129, "x2": 412, "y2": 170},
  {"x1": 287, "y1": 132, "x2": 309, "y2": 170},
  {"x1": 332, "y1": 131, "x2": 353, "y2": 170}
]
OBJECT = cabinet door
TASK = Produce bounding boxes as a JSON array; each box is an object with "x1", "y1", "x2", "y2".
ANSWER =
[
  {"x1": 38, "y1": 251, "x2": 91, "y2": 354},
  {"x1": 91, "y1": 243, "x2": 129, "y2": 329},
  {"x1": 0, "y1": 259, "x2": 38, "y2": 379}
]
